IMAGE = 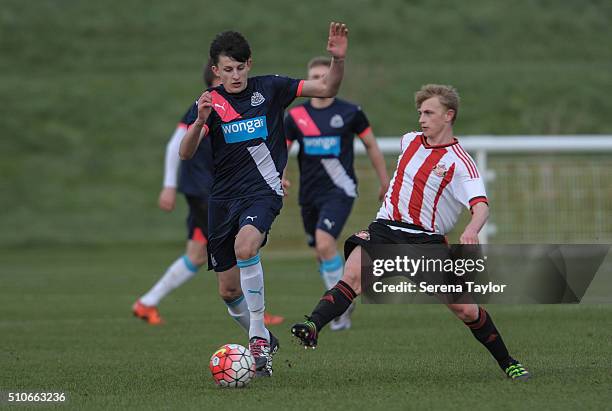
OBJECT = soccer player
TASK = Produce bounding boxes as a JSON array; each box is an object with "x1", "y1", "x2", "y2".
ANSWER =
[
  {"x1": 291, "y1": 84, "x2": 531, "y2": 381},
  {"x1": 133, "y1": 61, "x2": 284, "y2": 327},
  {"x1": 283, "y1": 56, "x2": 389, "y2": 330},
  {"x1": 179, "y1": 22, "x2": 349, "y2": 376}
]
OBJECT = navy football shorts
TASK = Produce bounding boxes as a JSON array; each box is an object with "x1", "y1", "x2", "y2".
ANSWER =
[
  {"x1": 207, "y1": 195, "x2": 283, "y2": 272},
  {"x1": 300, "y1": 196, "x2": 354, "y2": 247},
  {"x1": 185, "y1": 194, "x2": 209, "y2": 244}
]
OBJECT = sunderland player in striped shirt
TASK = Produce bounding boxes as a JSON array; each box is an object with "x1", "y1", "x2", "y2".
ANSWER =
[
  {"x1": 179, "y1": 23, "x2": 349, "y2": 377},
  {"x1": 283, "y1": 56, "x2": 389, "y2": 331},
  {"x1": 132, "y1": 61, "x2": 284, "y2": 327},
  {"x1": 291, "y1": 84, "x2": 530, "y2": 381}
]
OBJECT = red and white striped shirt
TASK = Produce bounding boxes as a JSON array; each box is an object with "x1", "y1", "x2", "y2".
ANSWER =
[{"x1": 376, "y1": 132, "x2": 488, "y2": 235}]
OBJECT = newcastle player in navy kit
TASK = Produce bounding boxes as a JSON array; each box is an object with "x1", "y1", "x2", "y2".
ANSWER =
[
  {"x1": 179, "y1": 22, "x2": 349, "y2": 377},
  {"x1": 283, "y1": 56, "x2": 388, "y2": 331},
  {"x1": 132, "y1": 62, "x2": 284, "y2": 327}
]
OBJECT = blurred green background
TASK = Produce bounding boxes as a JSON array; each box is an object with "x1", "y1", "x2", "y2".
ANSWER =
[{"x1": 1, "y1": 0, "x2": 611, "y2": 247}]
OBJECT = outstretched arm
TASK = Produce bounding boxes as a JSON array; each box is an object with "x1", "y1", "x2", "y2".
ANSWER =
[
  {"x1": 360, "y1": 130, "x2": 389, "y2": 201},
  {"x1": 300, "y1": 22, "x2": 348, "y2": 98}
]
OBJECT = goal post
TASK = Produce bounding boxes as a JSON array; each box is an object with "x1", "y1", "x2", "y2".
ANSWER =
[
  {"x1": 362, "y1": 136, "x2": 612, "y2": 244},
  {"x1": 289, "y1": 135, "x2": 612, "y2": 243}
]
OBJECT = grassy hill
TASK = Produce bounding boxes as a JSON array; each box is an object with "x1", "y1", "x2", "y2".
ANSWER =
[{"x1": 1, "y1": 0, "x2": 611, "y2": 246}]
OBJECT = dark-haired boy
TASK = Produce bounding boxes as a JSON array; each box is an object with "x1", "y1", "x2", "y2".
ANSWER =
[
  {"x1": 132, "y1": 62, "x2": 285, "y2": 328},
  {"x1": 180, "y1": 23, "x2": 349, "y2": 376}
]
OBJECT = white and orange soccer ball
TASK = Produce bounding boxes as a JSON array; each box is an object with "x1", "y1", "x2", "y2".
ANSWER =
[{"x1": 209, "y1": 344, "x2": 256, "y2": 388}]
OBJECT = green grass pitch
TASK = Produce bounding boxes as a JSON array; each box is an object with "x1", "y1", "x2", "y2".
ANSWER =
[{"x1": 1, "y1": 245, "x2": 611, "y2": 410}]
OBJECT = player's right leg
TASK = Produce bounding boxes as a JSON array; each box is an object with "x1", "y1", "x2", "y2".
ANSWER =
[
  {"x1": 133, "y1": 241, "x2": 203, "y2": 325},
  {"x1": 211, "y1": 196, "x2": 282, "y2": 376},
  {"x1": 234, "y1": 196, "x2": 283, "y2": 376},
  {"x1": 291, "y1": 245, "x2": 362, "y2": 348},
  {"x1": 315, "y1": 229, "x2": 355, "y2": 331},
  {"x1": 307, "y1": 197, "x2": 356, "y2": 331}
]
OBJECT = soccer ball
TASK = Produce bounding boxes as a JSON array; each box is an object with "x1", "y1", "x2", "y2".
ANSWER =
[{"x1": 209, "y1": 344, "x2": 255, "y2": 388}]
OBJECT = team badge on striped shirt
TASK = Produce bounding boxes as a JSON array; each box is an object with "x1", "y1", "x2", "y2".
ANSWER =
[
  {"x1": 433, "y1": 162, "x2": 448, "y2": 177},
  {"x1": 355, "y1": 230, "x2": 371, "y2": 241}
]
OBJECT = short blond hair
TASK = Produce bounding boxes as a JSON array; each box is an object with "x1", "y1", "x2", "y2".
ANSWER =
[
  {"x1": 415, "y1": 84, "x2": 460, "y2": 124},
  {"x1": 307, "y1": 56, "x2": 332, "y2": 69}
]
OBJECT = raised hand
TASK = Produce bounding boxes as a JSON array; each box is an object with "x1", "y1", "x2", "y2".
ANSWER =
[
  {"x1": 326, "y1": 22, "x2": 349, "y2": 60},
  {"x1": 196, "y1": 91, "x2": 213, "y2": 124}
]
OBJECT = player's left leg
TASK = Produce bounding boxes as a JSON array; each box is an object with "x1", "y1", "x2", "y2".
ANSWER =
[
  {"x1": 447, "y1": 304, "x2": 530, "y2": 380},
  {"x1": 234, "y1": 225, "x2": 268, "y2": 342}
]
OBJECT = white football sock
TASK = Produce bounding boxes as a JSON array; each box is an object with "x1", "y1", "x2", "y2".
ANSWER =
[
  {"x1": 140, "y1": 255, "x2": 199, "y2": 306},
  {"x1": 238, "y1": 254, "x2": 270, "y2": 341},
  {"x1": 225, "y1": 295, "x2": 250, "y2": 333},
  {"x1": 320, "y1": 254, "x2": 343, "y2": 290}
]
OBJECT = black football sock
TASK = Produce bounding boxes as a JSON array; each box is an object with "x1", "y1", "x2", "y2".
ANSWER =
[
  {"x1": 464, "y1": 307, "x2": 514, "y2": 369},
  {"x1": 309, "y1": 280, "x2": 357, "y2": 331}
]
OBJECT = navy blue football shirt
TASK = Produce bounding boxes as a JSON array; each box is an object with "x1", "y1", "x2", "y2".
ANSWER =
[
  {"x1": 284, "y1": 98, "x2": 371, "y2": 205},
  {"x1": 186, "y1": 75, "x2": 303, "y2": 199}
]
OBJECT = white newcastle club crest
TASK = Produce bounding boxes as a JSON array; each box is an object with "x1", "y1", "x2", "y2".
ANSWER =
[
  {"x1": 330, "y1": 114, "x2": 344, "y2": 128},
  {"x1": 251, "y1": 92, "x2": 265, "y2": 106}
]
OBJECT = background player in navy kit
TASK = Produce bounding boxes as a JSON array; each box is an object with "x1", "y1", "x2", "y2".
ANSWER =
[
  {"x1": 283, "y1": 56, "x2": 389, "y2": 330},
  {"x1": 132, "y1": 62, "x2": 219, "y2": 325},
  {"x1": 179, "y1": 22, "x2": 349, "y2": 376},
  {"x1": 133, "y1": 61, "x2": 285, "y2": 327}
]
